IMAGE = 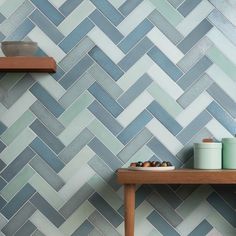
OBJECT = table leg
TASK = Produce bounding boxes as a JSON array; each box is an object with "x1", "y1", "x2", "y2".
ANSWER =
[{"x1": 124, "y1": 184, "x2": 136, "y2": 236}]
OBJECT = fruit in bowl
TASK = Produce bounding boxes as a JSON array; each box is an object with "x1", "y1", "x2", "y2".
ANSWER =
[{"x1": 129, "y1": 161, "x2": 172, "y2": 167}]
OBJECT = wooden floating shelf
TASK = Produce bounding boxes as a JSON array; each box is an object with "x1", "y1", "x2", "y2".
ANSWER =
[{"x1": 0, "y1": 57, "x2": 56, "y2": 73}]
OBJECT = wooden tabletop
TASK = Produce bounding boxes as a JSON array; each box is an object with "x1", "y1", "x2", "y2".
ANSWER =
[{"x1": 117, "y1": 168, "x2": 236, "y2": 184}]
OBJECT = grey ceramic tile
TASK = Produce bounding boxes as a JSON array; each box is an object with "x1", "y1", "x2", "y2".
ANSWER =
[
  {"x1": 176, "y1": 185, "x2": 200, "y2": 201},
  {"x1": 207, "y1": 83, "x2": 236, "y2": 118},
  {"x1": 148, "y1": 10, "x2": 183, "y2": 44},
  {"x1": 1, "y1": 202, "x2": 36, "y2": 236},
  {"x1": 117, "y1": 128, "x2": 153, "y2": 163},
  {"x1": 59, "y1": 183, "x2": 94, "y2": 218},
  {"x1": 30, "y1": 101, "x2": 65, "y2": 136},
  {"x1": 0, "y1": 177, "x2": 6, "y2": 192},
  {"x1": 30, "y1": 193, "x2": 65, "y2": 227},
  {"x1": 31, "y1": 230, "x2": 46, "y2": 236},
  {"x1": 71, "y1": 219, "x2": 94, "y2": 236},
  {"x1": 177, "y1": 74, "x2": 213, "y2": 108},
  {"x1": 178, "y1": 19, "x2": 213, "y2": 53},
  {"x1": 189, "y1": 219, "x2": 213, "y2": 236},
  {"x1": 59, "y1": 0, "x2": 83, "y2": 16},
  {"x1": 29, "y1": 155, "x2": 65, "y2": 191},
  {"x1": 177, "y1": 56, "x2": 213, "y2": 90},
  {"x1": 177, "y1": 110, "x2": 212, "y2": 145},
  {"x1": 59, "y1": 128, "x2": 94, "y2": 164},
  {"x1": 148, "y1": 192, "x2": 183, "y2": 227},
  {"x1": 14, "y1": 220, "x2": 36, "y2": 236},
  {"x1": 167, "y1": 0, "x2": 185, "y2": 8},
  {"x1": 177, "y1": 0, "x2": 202, "y2": 17},
  {"x1": 118, "y1": 0, "x2": 143, "y2": 16}
]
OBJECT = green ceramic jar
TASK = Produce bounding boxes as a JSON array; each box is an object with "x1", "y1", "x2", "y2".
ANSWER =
[
  {"x1": 222, "y1": 138, "x2": 236, "y2": 169},
  {"x1": 194, "y1": 143, "x2": 222, "y2": 169}
]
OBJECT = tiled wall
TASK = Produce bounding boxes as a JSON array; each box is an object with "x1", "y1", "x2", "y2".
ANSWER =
[{"x1": 0, "y1": 0, "x2": 236, "y2": 235}]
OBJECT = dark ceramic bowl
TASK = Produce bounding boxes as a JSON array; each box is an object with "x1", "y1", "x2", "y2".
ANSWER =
[{"x1": 1, "y1": 41, "x2": 38, "y2": 56}]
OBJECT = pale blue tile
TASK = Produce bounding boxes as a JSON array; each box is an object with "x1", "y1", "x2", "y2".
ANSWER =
[
  {"x1": 30, "y1": 193, "x2": 65, "y2": 227},
  {"x1": 31, "y1": 0, "x2": 64, "y2": 26},
  {"x1": 59, "y1": 55, "x2": 94, "y2": 89},
  {"x1": 88, "y1": 101, "x2": 123, "y2": 135},
  {"x1": 90, "y1": 0, "x2": 123, "y2": 26},
  {"x1": 188, "y1": 220, "x2": 213, "y2": 236},
  {"x1": 147, "y1": 101, "x2": 182, "y2": 135},
  {"x1": 178, "y1": 19, "x2": 213, "y2": 53},
  {"x1": 168, "y1": 0, "x2": 185, "y2": 8},
  {"x1": 118, "y1": 19, "x2": 154, "y2": 53},
  {"x1": 148, "y1": 46, "x2": 183, "y2": 81},
  {"x1": 118, "y1": 37, "x2": 153, "y2": 71},
  {"x1": 88, "y1": 137, "x2": 123, "y2": 171},
  {"x1": 117, "y1": 110, "x2": 153, "y2": 145},
  {"x1": 88, "y1": 193, "x2": 123, "y2": 227},
  {"x1": 177, "y1": 110, "x2": 212, "y2": 144},
  {"x1": 88, "y1": 82, "x2": 123, "y2": 117},
  {"x1": 1, "y1": 184, "x2": 36, "y2": 219},
  {"x1": 0, "y1": 13, "x2": 5, "y2": 23},
  {"x1": 177, "y1": 56, "x2": 212, "y2": 90},
  {"x1": 30, "y1": 138, "x2": 64, "y2": 173},
  {"x1": 59, "y1": 0, "x2": 83, "y2": 16},
  {"x1": 207, "y1": 101, "x2": 236, "y2": 135},
  {"x1": 147, "y1": 137, "x2": 182, "y2": 167},
  {"x1": 30, "y1": 83, "x2": 64, "y2": 118},
  {"x1": 147, "y1": 211, "x2": 180, "y2": 236},
  {"x1": 88, "y1": 46, "x2": 124, "y2": 81},
  {"x1": 29, "y1": 9, "x2": 64, "y2": 44},
  {"x1": 51, "y1": 66, "x2": 65, "y2": 81},
  {"x1": 119, "y1": 0, "x2": 143, "y2": 16},
  {"x1": 71, "y1": 220, "x2": 94, "y2": 236},
  {"x1": 178, "y1": 0, "x2": 202, "y2": 17},
  {"x1": 59, "y1": 18, "x2": 94, "y2": 53},
  {"x1": 89, "y1": 10, "x2": 124, "y2": 44}
]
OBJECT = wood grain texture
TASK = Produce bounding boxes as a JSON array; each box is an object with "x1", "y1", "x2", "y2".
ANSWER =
[
  {"x1": 117, "y1": 169, "x2": 236, "y2": 184},
  {"x1": 0, "y1": 57, "x2": 56, "y2": 72}
]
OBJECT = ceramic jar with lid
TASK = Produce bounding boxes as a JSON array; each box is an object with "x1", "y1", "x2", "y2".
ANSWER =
[
  {"x1": 194, "y1": 142, "x2": 222, "y2": 169},
  {"x1": 222, "y1": 138, "x2": 236, "y2": 169}
]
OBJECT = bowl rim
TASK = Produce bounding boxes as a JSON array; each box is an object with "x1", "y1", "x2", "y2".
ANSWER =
[{"x1": 1, "y1": 41, "x2": 37, "y2": 45}]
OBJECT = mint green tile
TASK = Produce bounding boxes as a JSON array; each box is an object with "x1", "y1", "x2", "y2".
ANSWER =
[
  {"x1": 88, "y1": 119, "x2": 123, "y2": 155},
  {"x1": 150, "y1": 0, "x2": 184, "y2": 27},
  {"x1": 1, "y1": 110, "x2": 35, "y2": 145},
  {"x1": 147, "y1": 82, "x2": 183, "y2": 117},
  {"x1": 0, "y1": 165, "x2": 35, "y2": 201},
  {"x1": 0, "y1": 0, "x2": 25, "y2": 18},
  {"x1": 59, "y1": 91, "x2": 94, "y2": 126},
  {"x1": 207, "y1": 46, "x2": 236, "y2": 82}
]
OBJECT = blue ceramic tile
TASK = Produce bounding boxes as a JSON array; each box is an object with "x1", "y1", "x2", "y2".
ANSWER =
[
  {"x1": 0, "y1": 159, "x2": 6, "y2": 172},
  {"x1": 59, "y1": 0, "x2": 83, "y2": 16},
  {"x1": 88, "y1": 46, "x2": 124, "y2": 81},
  {"x1": 31, "y1": 0, "x2": 64, "y2": 26},
  {"x1": 30, "y1": 119, "x2": 65, "y2": 154},
  {"x1": 88, "y1": 82, "x2": 123, "y2": 117},
  {"x1": 1, "y1": 147, "x2": 35, "y2": 182},
  {"x1": 90, "y1": 0, "x2": 124, "y2": 26},
  {"x1": 0, "y1": 177, "x2": 6, "y2": 191},
  {"x1": 118, "y1": 74, "x2": 152, "y2": 108},
  {"x1": 30, "y1": 138, "x2": 64, "y2": 173},
  {"x1": 118, "y1": 37, "x2": 153, "y2": 71},
  {"x1": 0, "y1": 121, "x2": 7, "y2": 135},
  {"x1": 88, "y1": 137, "x2": 123, "y2": 171},
  {"x1": 29, "y1": 10, "x2": 64, "y2": 44},
  {"x1": 118, "y1": 0, "x2": 143, "y2": 16},
  {"x1": 1, "y1": 184, "x2": 36, "y2": 219},
  {"x1": 30, "y1": 83, "x2": 64, "y2": 118},
  {"x1": 89, "y1": 10, "x2": 124, "y2": 44},
  {"x1": 148, "y1": 46, "x2": 183, "y2": 81},
  {"x1": 6, "y1": 18, "x2": 34, "y2": 41},
  {"x1": 59, "y1": 18, "x2": 94, "y2": 53},
  {"x1": 188, "y1": 219, "x2": 213, "y2": 236},
  {"x1": 15, "y1": 221, "x2": 36, "y2": 236},
  {"x1": 0, "y1": 196, "x2": 6, "y2": 211},
  {"x1": 207, "y1": 192, "x2": 236, "y2": 227},
  {"x1": 118, "y1": 19, "x2": 154, "y2": 53},
  {"x1": 178, "y1": 19, "x2": 213, "y2": 53},
  {"x1": 30, "y1": 193, "x2": 65, "y2": 227},
  {"x1": 117, "y1": 110, "x2": 153, "y2": 145},
  {"x1": 59, "y1": 55, "x2": 93, "y2": 89},
  {"x1": 71, "y1": 220, "x2": 94, "y2": 236},
  {"x1": 207, "y1": 101, "x2": 236, "y2": 135},
  {"x1": 51, "y1": 65, "x2": 65, "y2": 82},
  {"x1": 177, "y1": 56, "x2": 212, "y2": 90},
  {"x1": 177, "y1": 0, "x2": 202, "y2": 17},
  {"x1": 147, "y1": 101, "x2": 182, "y2": 135},
  {"x1": 88, "y1": 101, "x2": 123, "y2": 136},
  {"x1": 88, "y1": 192, "x2": 123, "y2": 227},
  {"x1": 147, "y1": 137, "x2": 182, "y2": 167},
  {"x1": 147, "y1": 211, "x2": 180, "y2": 236},
  {"x1": 177, "y1": 110, "x2": 212, "y2": 144},
  {"x1": 0, "y1": 13, "x2": 5, "y2": 24}
]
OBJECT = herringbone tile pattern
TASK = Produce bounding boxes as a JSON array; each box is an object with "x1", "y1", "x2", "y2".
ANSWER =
[{"x1": 0, "y1": 0, "x2": 236, "y2": 235}]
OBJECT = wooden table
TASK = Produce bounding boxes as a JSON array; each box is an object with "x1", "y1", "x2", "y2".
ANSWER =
[{"x1": 117, "y1": 168, "x2": 236, "y2": 236}]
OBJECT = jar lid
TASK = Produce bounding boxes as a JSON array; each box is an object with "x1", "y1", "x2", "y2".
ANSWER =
[
  {"x1": 222, "y1": 137, "x2": 236, "y2": 143},
  {"x1": 194, "y1": 143, "x2": 222, "y2": 149}
]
